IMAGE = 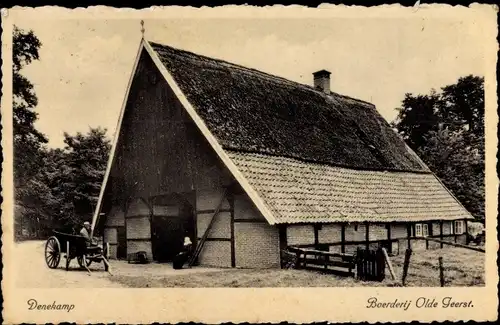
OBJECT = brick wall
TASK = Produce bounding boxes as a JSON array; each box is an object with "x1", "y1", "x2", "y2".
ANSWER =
[
  {"x1": 432, "y1": 222, "x2": 440, "y2": 236},
  {"x1": 233, "y1": 194, "x2": 265, "y2": 220},
  {"x1": 198, "y1": 241, "x2": 232, "y2": 267},
  {"x1": 235, "y1": 222, "x2": 280, "y2": 268},
  {"x1": 107, "y1": 244, "x2": 118, "y2": 260},
  {"x1": 233, "y1": 194, "x2": 280, "y2": 268},
  {"x1": 287, "y1": 225, "x2": 315, "y2": 246},
  {"x1": 318, "y1": 224, "x2": 341, "y2": 243},
  {"x1": 126, "y1": 199, "x2": 152, "y2": 259},
  {"x1": 442, "y1": 221, "x2": 453, "y2": 235},
  {"x1": 197, "y1": 212, "x2": 231, "y2": 239},
  {"x1": 195, "y1": 189, "x2": 232, "y2": 267},
  {"x1": 391, "y1": 224, "x2": 407, "y2": 239},
  {"x1": 369, "y1": 224, "x2": 388, "y2": 240},
  {"x1": 105, "y1": 206, "x2": 125, "y2": 227},
  {"x1": 104, "y1": 206, "x2": 125, "y2": 260},
  {"x1": 127, "y1": 217, "x2": 151, "y2": 239},
  {"x1": 104, "y1": 227, "x2": 117, "y2": 245},
  {"x1": 127, "y1": 240, "x2": 153, "y2": 259},
  {"x1": 104, "y1": 228, "x2": 118, "y2": 259},
  {"x1": 345, "y1": 223, "x2": 366, "y2": 241},
  {"x1": 196, "y1": 189, "x2": 230, "y2": 211}
]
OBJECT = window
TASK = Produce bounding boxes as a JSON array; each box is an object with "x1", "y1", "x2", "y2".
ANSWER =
[
  {"x1": 454, "y1": 220, "x2": 464, "y2": 234},
  {"x1": 415, "y1": 224, "x2": 422, "y2": 237},
  {"x1": 415, "y1": 223, "x2": 429, "y2": 237},
  {"x1": 423, "y1": 224, "x2": 429, "y2": 237}
]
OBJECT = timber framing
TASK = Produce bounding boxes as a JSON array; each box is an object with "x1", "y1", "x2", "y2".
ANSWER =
[
  {"x1": 142, "y1": 40, "x2": 278, "y2": 225},
  {"x1": 197, "y1": 209, "x2": 232, "y2": 214},
  {"x1": 291, "y1": 233, "x2": 466, "y2": 249},
  {"x1": 197, "y1": 237, "x2": 231, "y2": 242},
  {"x1": 233, "y1": 219, "x2": 268, "y2": 223},
  {"x1": 127, "y1": 238, "x2": 151, "y2": 242},
  {"x1": 90, "y1": 38, "x2": 146, "y2": 237},
  {"x1": 229, "y1": 192, "x2": 236, "y2": 267}
]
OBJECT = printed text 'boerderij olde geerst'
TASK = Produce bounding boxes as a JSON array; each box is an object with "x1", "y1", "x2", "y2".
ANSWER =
[{"x1": 366, "y1": 297, "x2": 474, "y2": 311}]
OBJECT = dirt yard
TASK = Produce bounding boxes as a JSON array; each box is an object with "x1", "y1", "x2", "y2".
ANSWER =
[
  {"x1": 15, "y1": 241, "x2": 484, "y2": 288},
  {"x1": 107, "y1": 246, "x2": 485, "y2": 288},
  {"x1": 14, "y1": 241, "x2": 222, "y2": 288}
]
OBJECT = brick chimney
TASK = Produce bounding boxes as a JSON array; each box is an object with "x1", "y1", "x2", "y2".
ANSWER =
[{"x1": 313, "y1": 70, "x2": 331, "y2": 94}]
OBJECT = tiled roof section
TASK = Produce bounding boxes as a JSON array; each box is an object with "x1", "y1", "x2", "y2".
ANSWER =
[
  {"x1": 227, "y1": 151, "x2": 473, "y2": 223},
  {"x1": 149, "y1": 41, "x2": 429, "y2": 172}
]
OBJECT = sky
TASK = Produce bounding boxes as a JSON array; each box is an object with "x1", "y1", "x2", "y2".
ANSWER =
[{"x1": 16, "y1": 15, "x2": 486, "y2": 148}]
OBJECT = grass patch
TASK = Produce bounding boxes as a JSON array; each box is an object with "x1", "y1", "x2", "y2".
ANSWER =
[{"x1": 108, "y1": 247, "x2": 484, "y2": 288}]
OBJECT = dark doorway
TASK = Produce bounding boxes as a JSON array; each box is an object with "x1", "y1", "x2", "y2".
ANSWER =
[
  {"x1": 150, "y1": 193, "x2": 195, "y2": 262},
  {"x1": 117, "y1": 226, "x2": 127, "y2": 259}
]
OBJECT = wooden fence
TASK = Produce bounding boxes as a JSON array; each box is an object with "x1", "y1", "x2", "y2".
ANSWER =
[
  {"x1": 356, "y1": 247, "x2": 385, "y2": 281},
  {"x1": 425, "y1": 237, "x2": 485, "y2": 253},
  {"x1": 286, "y1": 246, "x2": 386, "y2": 281},
  {"x1": 286, "y1": 246, "x2": 356, "y2": 277}
]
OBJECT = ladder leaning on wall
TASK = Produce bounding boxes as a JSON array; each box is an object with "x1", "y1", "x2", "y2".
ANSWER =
[{"x1": 187, "y1": 188, "x2": 228, "y2": 267}]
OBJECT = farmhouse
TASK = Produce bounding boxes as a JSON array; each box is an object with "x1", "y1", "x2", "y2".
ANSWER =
[{"x1": 91, "y1": 38, "x2": 473, "y2": 268}]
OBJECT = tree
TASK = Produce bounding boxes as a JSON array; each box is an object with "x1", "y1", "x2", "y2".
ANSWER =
[
  {"x1": 392, "y1": 75, "x2": 485, "y2": 221},
  {"x1": 417, "y1": 128, "x2": 484, "y2": 219},
  {"x1": 13, "y1": 25, "x2": 47, "y2": 187},
  {"x1": 13, "y1": 25, "x2": 49, "y2": 239},
  {"x1": 49, "y1": 127, "x2": 111, "y2": 231},
  {"x1": 391, "y1": 92, "x2": 440, "y2": 149}
]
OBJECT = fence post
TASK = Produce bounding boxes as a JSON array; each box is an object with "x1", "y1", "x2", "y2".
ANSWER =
[
  {"x1": 401, "y1": 248, "x2": 412, "y2": 286},
  {"x1": 381, "y1": 247, "x2": 396, "y2": 280},
  {"x1": 356, "y1": 248, "x2": 361, "y2": 280},
  {"x1": 439, "y1": 256, "x2": 445, "y2": 287},
  {"x1": 425, "y1": 238, "x2": 429, "y2": 250}
]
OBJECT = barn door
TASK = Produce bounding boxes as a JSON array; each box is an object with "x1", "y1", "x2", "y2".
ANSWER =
[
  {"x1": 150, "y1": 194, "x2": 195, "y2": 262},
  {"x1": 117, "y1": 226, "x2": 127, "y2": 259},
  {"x1": 151, "y1": 204, "x2": 185, "y2": 262}
]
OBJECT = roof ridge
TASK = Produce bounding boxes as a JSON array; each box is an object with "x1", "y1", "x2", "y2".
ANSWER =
[
  {"x1": 149, "y1": 40, "x2": 375, "y2": 108},
  {"x1": 226, "y1": 149, "x2": 433, "y2": 175}
]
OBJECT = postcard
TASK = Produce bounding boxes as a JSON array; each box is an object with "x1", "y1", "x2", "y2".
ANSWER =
[{"x1": 1, "y1": 4, "x2": 498, "y2": 323}]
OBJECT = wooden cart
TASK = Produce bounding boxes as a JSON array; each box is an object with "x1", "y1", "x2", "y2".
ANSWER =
[{"x1": 44, "y1": 230, "x2": 111, "y2": 274}]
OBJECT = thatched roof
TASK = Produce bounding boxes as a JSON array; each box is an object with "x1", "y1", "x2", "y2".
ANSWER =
[
  {"x1": 228, "y1": 151, "x2": 473, "y2": 223},
  {"x1": 150, "y1": 42, "x2": 428, "y2": 173}
]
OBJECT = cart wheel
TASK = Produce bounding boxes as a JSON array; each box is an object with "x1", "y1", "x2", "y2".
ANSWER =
[
  {"x1": 45, "y1": 236, "x2": 61, "y2": 269},
  {"x1": 77, "y1": 256, "x2": 92, "y2": 268}
]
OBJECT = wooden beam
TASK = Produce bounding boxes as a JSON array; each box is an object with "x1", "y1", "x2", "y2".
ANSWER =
[
  {"x1": 426, "y1": 238, "x2": 485, "y2": 253},
  {"x1": 192, "y1": 190, "x2": 198, "y2": 259},
  {"x1": 127, "y1": 238, "x2": 151, "y2": 242},
  {"x1": 90, "y1": 39, "x2": 145, "y2": 238},
  {"x1": 341, "y1": 223, "x2": 346, "y2": 253},
  {"x1": 229, "y1": 192, "x2": 236, "y2": 268},
  {"x1": 365, "y1": 222, "x2": 370, "y2": 249},
  {"x1": 407, "y1": 223, "x2": 412, "y2": 249},
  {"x1": 386, "y1": 223, "x2": 392, "y2": 252},
  {"x1": 233, "y1": 219, "x2": 267, "y2": 223},
  {"x1": 279, "y1": 225, "x2": 287, "y2": 250},
  {"x1": 125, "y1": 215, "x2": 151, "y2": 220},
  {"x1": 381, "y1": 247, "x2": 396, "y2": 280},
  {"x1": 196, "y1": 208, "x2": 232, "y2": 214},
  {"x1": 278, "y1": 225, "x2": 288, "y2": 268},
  {"x1": 144, "y1": 40, "x2": 278, "y2": 225},
  {"x1": 440, "y1": 220, "x2": 444, "y2": 248},
  {"x1": 464, "y1": 219, "x2": 469, "y2": 244},
  {"x1": 196, "y1": 237, "x2": 231, "y2": 242}
]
